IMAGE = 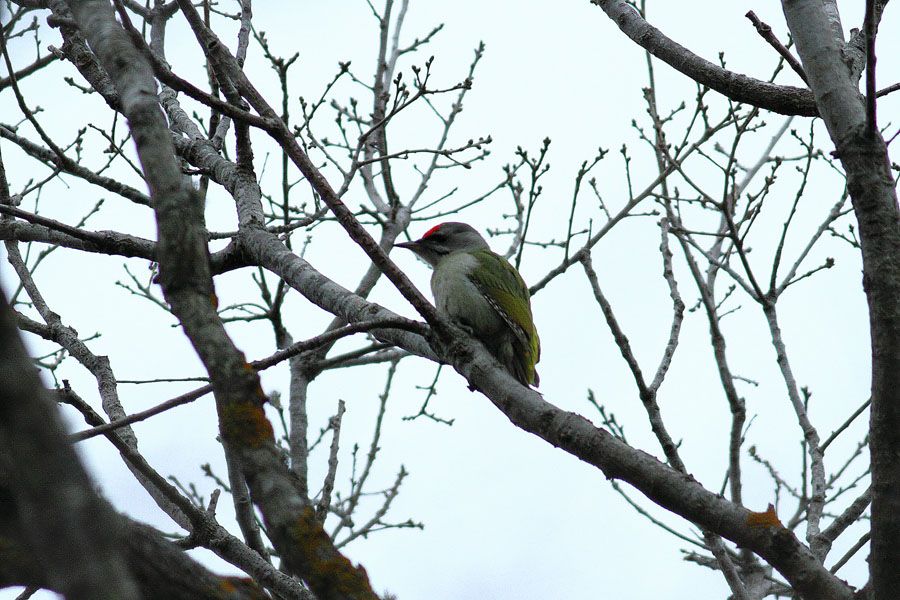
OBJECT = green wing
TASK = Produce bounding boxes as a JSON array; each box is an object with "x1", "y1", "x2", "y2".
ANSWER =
[{"x1": 469, "y1": 249, "x2": 541, "y2": 384}]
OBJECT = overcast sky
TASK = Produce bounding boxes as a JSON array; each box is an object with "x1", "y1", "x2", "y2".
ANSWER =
[{"x1": 2, "y1": 1, "x2": 897, "y2": 598}]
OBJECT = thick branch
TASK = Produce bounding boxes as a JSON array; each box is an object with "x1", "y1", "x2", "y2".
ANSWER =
[
  {"x1": 447, "y1": 336, "x2": 854, "y2": 600},
  {"x1": 0, "y1": 508, "x2": 272, "y2": 600},
  {"x1": 591, "y1": 0, "x2": 818, "y2": 116},
  {"x1": 63, "y1": 2, "x2": 379, "y2": 598},
  {"x1": 0, "y1": 275, "x2": 139, "y2": 598},
  {"x1": 242, "y1": 217, "x2": 853, "y2": 599},
  {"x1": 782, "y1": 1, "x2": 900, "y2": 598}
]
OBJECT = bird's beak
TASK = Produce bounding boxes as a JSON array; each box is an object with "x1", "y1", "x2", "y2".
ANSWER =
[{"x1": 395, "y1": 240, "x2": 420, "y2": 250}]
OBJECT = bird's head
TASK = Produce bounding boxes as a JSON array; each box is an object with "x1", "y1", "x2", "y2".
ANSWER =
[{"x1": 395, "y1": 222, "x2": 490, "y2": 268}]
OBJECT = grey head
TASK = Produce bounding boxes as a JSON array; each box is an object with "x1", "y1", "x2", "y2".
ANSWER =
[{"x1": 395, "y1": 222, "x2": 490, "y2": 268}]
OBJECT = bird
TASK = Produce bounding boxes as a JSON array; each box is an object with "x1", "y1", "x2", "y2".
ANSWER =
[{"x1": 396, "y1": 222, "x2": 540, "y2": 387}]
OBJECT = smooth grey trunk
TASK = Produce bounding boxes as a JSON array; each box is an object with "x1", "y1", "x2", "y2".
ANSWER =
[{"x1": 783, "y1": 1, "x2": 900, "y2": 597}]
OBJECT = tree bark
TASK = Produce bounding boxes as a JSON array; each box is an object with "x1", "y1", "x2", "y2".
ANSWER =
[
  {"x1": 592, "y1": 0, "x2": 818, "y2": 116},
  {"x1": 62, "y1": 1, "x2": 380, "y2": 598},
  {"x1": 0, "y1": 278, "x2": 140, "y2": 599},
  {"x1": 782, "y1": 1, "x2": 900, "y2": 598}
]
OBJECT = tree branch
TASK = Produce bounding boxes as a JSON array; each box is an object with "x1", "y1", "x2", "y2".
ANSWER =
[
  {"x1": 781, "y1": 0, "x2": 900, "y2": 596},
  {"x1": 591, "y1": 0, "x2": 818, "y2": 116},
  {"x1": 63, "y1": 2, "x2": 380, "y2": 598}
]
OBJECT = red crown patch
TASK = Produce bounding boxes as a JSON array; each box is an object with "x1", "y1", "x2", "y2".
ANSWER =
[{"x1": 422, "y1": 223, "x2": 444, "y2": 239}]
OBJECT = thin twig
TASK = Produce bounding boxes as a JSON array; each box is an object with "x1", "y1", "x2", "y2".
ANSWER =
[
  {"x1": 745, "y1": 11, "x2": 808, "y2": 83},
  {"x1": 316, "y1": 400, "x2": 346, "y2": 521},
  {"x1": 71, "y1": 319, "x2": 422, "y2": 442},
  {"x1": 820, "y1": 398, "x2": 871, "y2": 452}
]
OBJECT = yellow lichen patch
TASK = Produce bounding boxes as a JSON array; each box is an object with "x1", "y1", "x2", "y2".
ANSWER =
[
  {"x1": 221, "y1": 402, "x2": 274, "y2": 448},
  {"x1": 289, "y1": 506, "x2": 376, "y2": 598},
  {"x1": 747, "y1": 503, "x2": 783, "y2": 528},
  {"x1": 290, "y1": 506, "x2": 333, "y2": 558}
]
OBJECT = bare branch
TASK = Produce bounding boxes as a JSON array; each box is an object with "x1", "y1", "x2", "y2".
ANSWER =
[{"x1": 591, "y1": 0, "x2": 817, "y2": 116}]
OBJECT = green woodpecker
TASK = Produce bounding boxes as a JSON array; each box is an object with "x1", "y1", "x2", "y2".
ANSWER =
[{"x1": 396, "y1": 222, "x2": 540, "y2": 387}]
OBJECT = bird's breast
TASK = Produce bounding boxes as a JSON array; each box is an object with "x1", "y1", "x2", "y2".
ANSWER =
[{"x1": 430, "y1": 252, "x2": 503, "y2": 334}]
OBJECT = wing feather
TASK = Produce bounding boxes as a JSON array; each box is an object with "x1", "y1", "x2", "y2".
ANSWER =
[{"x1": 468, "y1": 250, "x2": 541, "y2": 383}]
